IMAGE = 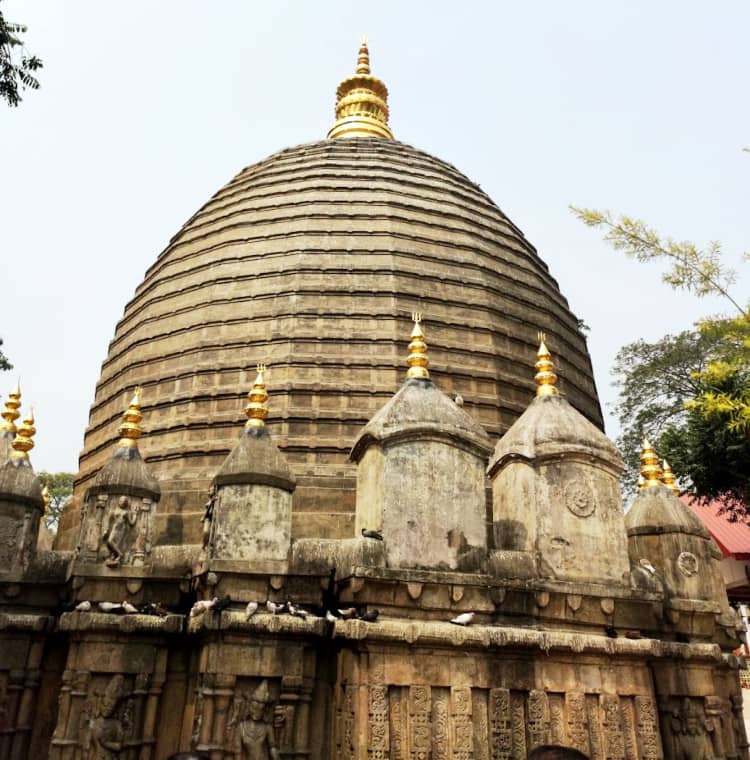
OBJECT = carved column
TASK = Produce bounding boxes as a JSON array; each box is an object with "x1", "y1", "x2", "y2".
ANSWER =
[
  {"x1": 210, "y1": 673, "x2": 235, "y2": 760},
  {"x1": 731, "y1": 693, "x2": 749, "y2": 758},
  {"x1": 634, "y1": 696, "x2": 662, "y2": 760},
  {"x1": 64, "y1": 670, "x2": 90, "y2": 760},
  {"x1": 140, "y1": 649, "x2": 167, "y2": 760},
  {"x1": 10, "y1": 639, "x2": 43, "y2": 760},
  {"x1": 196, "y1": 674, "x2": 216, "y2": 756},
  {"x1": 49, "y1": 669, "x2": 73, "y2": 760}
]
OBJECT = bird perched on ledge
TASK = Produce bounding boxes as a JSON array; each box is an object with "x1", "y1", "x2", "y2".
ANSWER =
[
  {"x1": 361, "y1": 528, "x2": 383, "y2": 540},
  {"x1": 450, "y1": 612, "x2": 474, "y2": 626}
]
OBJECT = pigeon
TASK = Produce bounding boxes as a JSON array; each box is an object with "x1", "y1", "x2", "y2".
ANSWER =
[
  {"x1": 361, "y1": 528, "x2": 383, "y2": 541},
  {"x1": 245, "y1": 601, "x2": 259, "y2": 620},
  {"x1": 325, "y1": 610, "x2": 338, "y2": 623},
  {"x1": 139, "y1": 602, "x2": 169, "y2": 617},
  {"x1": 639, "y1": 558, "x2": 657, "y2": 575},
  {"x1": 359, "y1": 609, "x2": 380, "y2": 623},
  {"x1": 213, "y1": 596, "x2": 232, "y2": 613},
  {"x1": 338, "y1": 607, "x2": 358, "y2": 619},
  {"x1": 450, "y1": 612, "x2": 474, "y2": 626},
  {"x1": 190, "y1": 598, "x2": 218, "y2": 617},
  {"x1": 75, "y1": 601, "x2": 92, "y2": 612},
  {"x1": 288, "y1": 603, "x2": 309, "y2": 619},
  {"x1": 98, "y1": 602, "x2": 123, "y2": 614},
  {"x1": 605, "y1": 624, "x2": 618, "y2": 639},
  {"x1": 266, "y1": 601, "x2": 286, "y2": 615},
  {"x1": 122, "y1": 601, "x2": 138, "y2": 614},
  {"x1": 454, "y1": 394, "x2": 464, "y2": 407}
]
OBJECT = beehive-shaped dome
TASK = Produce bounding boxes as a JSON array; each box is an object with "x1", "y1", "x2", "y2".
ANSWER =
[{"x1": 57, "y1": 49, "x2": 603, "y2": 549}]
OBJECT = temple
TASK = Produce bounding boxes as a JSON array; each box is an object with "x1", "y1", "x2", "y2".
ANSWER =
[{"x1": 0, "y1": 41, "x2": 746, "y2": 759}]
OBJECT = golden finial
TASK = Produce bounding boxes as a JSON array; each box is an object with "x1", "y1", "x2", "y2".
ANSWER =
[
  {"x1": 0, "y1": 382, "x2": 21, "y2": 436},
  {"x1": 10, "y1": 406, "x2": 36, "y2": 460},
  {"x1": 327, "y1": 38, "x2": 394, "y2": 140},
  {"x1": 406, "y1": 313, "x2": 430, "y2": 379},
  {"x1": 245, "y1": 364, "x2": 269, "y2": 427},
  {"x1": 42, "y1": 483, "x2": 50, "y2": 514},
  {"x1": 117, "y1": 387, "x2": 143, "y2": 447},
  {"x1": 661, "y1": 459, "x2": 680, "y2": 496},
  {"x1": 639, "y1": 436, "x2": 663, "y2": 488},
  {"x1": 534, "y1": 332, "x2": 559, "y2": 397}
]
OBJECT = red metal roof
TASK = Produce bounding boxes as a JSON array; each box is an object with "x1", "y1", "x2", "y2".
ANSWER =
[{"x1": 684, "y1": 497, "x2": 750, "y2": 558}]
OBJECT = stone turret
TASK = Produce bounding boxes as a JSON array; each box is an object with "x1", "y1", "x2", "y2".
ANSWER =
[
  {"x1": 625, "y1": 438, "x2": 737, "y2": 640},
  {"x1": 351, "y1": 315, "x2": 492, "y2": 571},
  {"x1": 76, "y1": 388, "x2": 160, "y2": 569},
  {"x1": 205, "y1": 366, "x2": 295, "y2": 569},
  {"x1": 0, "y1": 407, "x2": 44, "y2": 576},
  {"x1": 488, "y1": 334, "x2": 631, "y2": 584}
]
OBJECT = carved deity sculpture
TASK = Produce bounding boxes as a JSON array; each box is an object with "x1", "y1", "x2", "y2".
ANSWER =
[
  {"x1": 229, "y1": 680, "x2": 280, "y2": 760},
  {"x1": 201, "y1": 485, "x2": 217, "y2": 549},
  {"x1": 102, "y1": 496, "x2": 137, "y2": 567},
  {"x1": 670, "y1": 698, "x2": 714, "y2": 760},
  {"x1": 85, "y1": 675, "x2": 132, "y2": 760}
]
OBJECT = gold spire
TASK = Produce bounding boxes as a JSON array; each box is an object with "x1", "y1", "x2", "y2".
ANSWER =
[
  {"x1": 117, "y1": 388, "x2": 143, "y2": 447},
  {"x1": 639, "y1": 437, "x2": 663, "y2": 488},
  {"x1": 661, "y1": 459, "x2": 680, "y2": 496},
  {"x1": 42, "y1": 483, "x2": 50, "y2": 514},
  {"x1": 406, "y1": 313, "x2": 430, "y2": 379},
  {"x1": 534, "y1": 333, "x2": 559, "y2": 397},
  {"x1": 10, "y1": 406, "x2": 36, "y2": 460},
  {"x1": 245, "y1": 364, "x2": 269, "y2": 428},
  {"x1": 0, "y1": 382, "x2": 21, "y2": 436},
  {"x1": 327, "y1": 37, "x2": 393, "y2": 140}
]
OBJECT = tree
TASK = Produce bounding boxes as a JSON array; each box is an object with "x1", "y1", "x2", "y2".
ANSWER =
[
  {"x1": 37, "y1": 471, "x2": 74, "y2": 531},
  {"x1": 0, "y1": 337, "x2": 10, "y2": 372},
  {"x1": 0, "y1": 1, "x2": 42, "y2": 108},
  {"x1": 572, "y1": 207, "x2": 749, "y2": 513}
]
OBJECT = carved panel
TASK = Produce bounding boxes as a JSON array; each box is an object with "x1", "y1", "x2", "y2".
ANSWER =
[
  {"x1": 335, "y1": 684, "x2": 356, "y2": 760},
  {"x1": 634, "y1": 696, "x2": 662, "y2": 760},
  {"x1": 472, "y1": 689, "x2": 489, "y2": 760},
  {"x1": 704, "y1": 695, "x2": 727, "y2": 759},
  {"x1": 390, "y1": 687, "x2": 406, "y2": 760},
  {"x1": 548, "y1": 694, "x2": 565, "y2": 746},
  {"x1": 676, "y1": 551, "x2": 698, "y2": 577},
  {"x1": 451, "y1": 687, "x2": 472, "y2": 760},
  {"x1": 526, "y1": 690, "x2": 550, "y2": 750},
  {"x1": 587, "y1": 695, "x2": 604, "y2": 760},
  {"x1": 565, "y1": 692, "x2": 590, "y2": 756},
  {"x1": 564, "y1": 480, "x2": 596, "y2": 517},
  {"x1": 620, "y1": 698, "x2": 638, "y2": 760},
  {"x1": 489, "y1": 688, "x2": 511, "y2": 760},
  {"x1": 600, "y1": 695, "x2": 625, "y2": 760},
  {"x1": 433, "y1": 689, "x2": 449, "y2": 760},
  {"x1": 368, "y1": 684, "x2": 389, "y2": 760},
  {"x1": 225, "y1": 677, "x2": 281, "y2": 760},
  {"x1": 509, "y1": 692, "x2": 526, "y2": 760},
  {"x1": 409, "y1": 685, "x2": 431, "y2": 760}
]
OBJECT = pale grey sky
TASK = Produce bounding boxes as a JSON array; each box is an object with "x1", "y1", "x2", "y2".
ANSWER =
[{"x1": 1, "y1": 1, "x2": 748, "y2": 473}]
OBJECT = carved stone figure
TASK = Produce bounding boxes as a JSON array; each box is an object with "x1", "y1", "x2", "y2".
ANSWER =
[
  {"x1": 201, "y1": 485, "x2": 217, "y2": 549},
  {"x1": 670, "y1": 698, "x2": 713, "y2": 760},
  {"x1": 102, "y1": 496, "x2": 138, "y2": 567},
  {"x1": 229, "y1": 680, "x2": 279, "y2": 760},
  {"x1": 87, "y1": 675, "x2": 132, "y2": 760}
]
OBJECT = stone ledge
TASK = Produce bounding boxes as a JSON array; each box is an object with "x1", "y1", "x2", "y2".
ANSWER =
[
  {"x1": 58, "y1": 611, "x2": 183, "y2": 634},
  {"x1": 188, "y1": 610, "x2": 328, "y2": 637},
  {"x1": 0, "y1": 613, "x2": 55, "y2": 632}
]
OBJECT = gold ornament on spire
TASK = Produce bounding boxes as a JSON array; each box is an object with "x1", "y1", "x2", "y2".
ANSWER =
[
  {"x1": 0, "y1": 382, "x2": 21, "y2": 436},
  {"x1": 42, "y1": 483, "x2": 50, "y2": 514},
  {"x1": 661, "y1": 459, "x2": 680, "y2": 496},
  {"x1": 639, "y1": 437, "x2": 663, "y2": 488},
  {"x1": 117, "y1": 388, "x2": 143, "y2": 447},
  {"x1": 10, "y1": 406, "x2": 36, "y2": 460},
  {"x1": 534, "y1": 333, "x2": 559, "y2": 397},
  {"x1": 327, "y1": 37, "x2": 393, "y2": 140},
  {"x1": 406, "y1": 313, "x2": 430, "y2": 379},
  {"x1": 245, "y1": 364, "x2": 269, "y2": 427}
]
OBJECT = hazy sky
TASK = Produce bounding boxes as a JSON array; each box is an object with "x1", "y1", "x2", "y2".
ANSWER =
[{"x1": 1, "y1": 1, "x2": 748, "y2": 473}]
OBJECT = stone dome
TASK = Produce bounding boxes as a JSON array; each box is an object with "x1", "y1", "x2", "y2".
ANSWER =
[{"x1": 58, "y1": 137, "x2": 603, "y2": 549}]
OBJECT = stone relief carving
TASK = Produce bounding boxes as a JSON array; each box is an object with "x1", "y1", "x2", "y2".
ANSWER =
[
  {"x1": 489, "y1": 688, "x2": 512, "y2": 759},
  {"x1": 81, "y1": 674, "x2": 135, "y2": 760},
  {"x1": 565, "y1": 692, "x2": 590, "y2": 756},
  {"x1": 368, "y1": 685, "x2": 389, "y2": 760},
  {"x1": 334, "y1": 684, "x2": 356, "y2": 760},
  {"x1": 77, "y1": 494, "x2": 154, "y2": 567},
  {"x1": 409, "y1": 685, "x2": 431, "y2": 760},
  {"x1": 201, "y1": 484, "x2": 218, "y2": 549},
  {"x1": 0, "y1": 513, "x2": 25, "y2": 572},
  {"x1": 564, "y1": 480, "x2": 596, "y2": 518},
  {"x1": 667, "y1": 698, "x2": 714, "y2": 760},
  {"x1": 600, "y1": 694, "x2": 626, "y2": 760},
  {"x1": 676, "y1": 551, "x2": 699, "y2": 578},
  {"x1": 527, "y1": 690, "x2": 550, "y2": 749},
  {"x1": 227, "y1": 679, "x2": 280, "y2": 760},
  {"x1": 451, "y1": 686, "x2": 472, "y2": 760},
  {"x1": 634, "y1": 696, "x2": 662, "y2": 760}
]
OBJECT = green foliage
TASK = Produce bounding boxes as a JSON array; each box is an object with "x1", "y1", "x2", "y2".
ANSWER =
[
  {"x1": 0, "y1": 337, "x2": 10, "y2": 372},
  {"x1": 37, "y1": 471, "x2": 74, "y2": 531},
  {"x1": 573, "y1": 205, "x2": 749, "y2": 512},
  {"x1": 0, "y1": 2, "x2": 43, "y2": 108}
]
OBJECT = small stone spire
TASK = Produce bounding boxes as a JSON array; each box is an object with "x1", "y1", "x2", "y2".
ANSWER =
[
  {"x1": 661, "y1": 459, "x2": 680, "y2": 495},
  {"x1": 245, "y1": 364, "x2": 269, "y2": 428},
  {"x1": 534, "y1": 333, "x2": 559, "y2": 397},
  {"x1": 327, "y1": 37, "x2": 394, "y2": 140},
  {"x1": 117, "y1": 388, "x2": 143, "y2": 447},
  {"x1": 10, "y1": 407, "x2": 36, "y2": 461},
  {"x1": 0, "y1": 382, "x2": 21, "y2": 437},
  {"x1": 406, "y1": 313, "x2": 430, "y2": 379},
  {"x1": 639, "y1": 437, "x2": 663, "y2": 488}
]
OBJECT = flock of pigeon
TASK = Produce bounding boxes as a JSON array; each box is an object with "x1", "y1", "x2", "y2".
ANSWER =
[{"x1": 68, "y1": 529, "x2": 479, "y2": 627}]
